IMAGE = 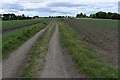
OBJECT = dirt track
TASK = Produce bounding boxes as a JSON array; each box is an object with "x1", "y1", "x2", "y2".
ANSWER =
[
  {"x1": 40, "y1": 22, "x2": 83, "y2": 78},
  {"x1": 2, "y1": 23, "x2": 51, "y2": 78},
  {"x1": 3, "y1": 22, "x2": 84, "y2": 78}
]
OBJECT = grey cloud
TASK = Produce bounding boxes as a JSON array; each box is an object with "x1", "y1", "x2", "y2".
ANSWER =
[
  {"x1": 6, "y1": 9, "x2": 19, "y2": 12},
  {"x1": 2, "y1": 3, "x2": 23, "y2": 10},
  {"x1": 2, "y1": 2, "x2": 117, "y2": 16},
  {"x1": 47, "y1": 2, "x2": 87, "y2": 7},
  {"x1": 18, "y1": 7, "x2": 71, "y2": 14},
  {"x1": 36, "y1": 8, "x2": 71, "y2": 14}
]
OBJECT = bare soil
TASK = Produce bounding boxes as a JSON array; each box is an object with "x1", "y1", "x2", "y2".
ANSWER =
[
  {"x1": 64, "y1": 19, "x2": 118, "y2": 68},
  {"x1": 40, "y1": 22, "x2": 84, "y2": 78},
  {"x1": 2, "y1": 23, "x2": 51, "y2": 78}
]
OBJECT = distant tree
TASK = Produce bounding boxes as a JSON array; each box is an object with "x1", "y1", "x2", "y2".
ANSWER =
[
  {"x1": 65, "y1": 15, "x2": 68, "y2": 18},
  {"x1": 110, "y1": 13, "x2": 117, "y2": 19},
  {"x1": 76, "y1": 14, "x2": 80, "y2": 18},
  {"x1": 10, "y1": 14, "x2": 16, "y2": 20},
  {"x1": 3, "y1": 14, "x2": 10, "y2": 20},
  {"x1": 2, "y1": 13, "x2": 32, "y2": 20},
  {"x1": 49, "y1": 16, "x2": 52, "y2": 18},
  {"x1": 89, "y1": 14, "x2": 96, "y2": 18},
  {"x1": 21, "y1": 14, "x2": 25, "y2": 19},
  {"x1": 106, "y1": 12, "x2": 113, "y2": 19},
  {"x1": 96, "y1": 11, "x2": 107, "y2": 18},
  {"x1": 0, "y1": 14, "x2": 2, "y2": 19},
  {"x1": 76, "y1": 13, "x2": 87, "y2": 18},
  {"x1": 33, "y1": 16, "x2": 39, "y2": 19},
  {"x1": 83, "y1": 14, "x2": 87, "y2": 17},
  {"x1": 80, "y1": 13, "x2": 84, "y2": 18},
  {"x1": 22, "y1": 14, "x2": 25, "y2": 17},
  {"x1": 118, "y1": 14, "x2": 120, "y2": 20},
  {"x1": 89, "y1": 11, "x2": 120, "y2": 20}
]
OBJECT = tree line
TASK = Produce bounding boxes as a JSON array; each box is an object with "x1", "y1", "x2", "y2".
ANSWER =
[
  {"x1": 48, "y1": 16, "x2": 74, "y2": 18},
  {"x1": 1, "y1": 13, "x2": 39, "y2": 20},
  {"x1": 1, "y1": 11, "x2": 120, "y2": 20},
  {"x1": 76, "y1": 11, "x2": 120, "y2": 20},
  {"x1": 48, "y1": 11, "x2": 119, "y2": 20},
  {"x1": 76, "y1": 13, "x2": 88, "y2": 18}
]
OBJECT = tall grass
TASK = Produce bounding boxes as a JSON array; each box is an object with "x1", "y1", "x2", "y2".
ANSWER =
[{"x1": 59, "y1": 22, "x2": 118, "y2": 78}]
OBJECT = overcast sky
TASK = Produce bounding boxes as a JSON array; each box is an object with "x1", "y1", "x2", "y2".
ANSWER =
[{"x1": 0, "y1": 0, "x2": 119, "y2": 17}]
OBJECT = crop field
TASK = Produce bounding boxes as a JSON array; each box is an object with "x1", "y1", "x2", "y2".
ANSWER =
[
  {"x1": 63, "y1": 18, "x2": 118, "y2": 69},
  {"x1": 59, "y1": 21, "x2": 118, "y2": 78},
  {"x1": 2, "y1": 18, "x2": 48, "y2": 33}
]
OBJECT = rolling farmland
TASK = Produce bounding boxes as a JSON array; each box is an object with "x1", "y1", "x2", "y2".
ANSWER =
[
  {"x1": 59, "y1": 19, "x2": 118, "y2": 77},
  {"x1": 63, "y1": 19, "x2": 118, "y2": 69},
  {"x1": 2, "y1": 18, "x2": 119, "y2": 78}
]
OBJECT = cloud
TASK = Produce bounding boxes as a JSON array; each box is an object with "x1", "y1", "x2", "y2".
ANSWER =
[
  {"x1": 36, "y1": 8, "x2": 69, "y2": 14},
  {"x1": 0, "y1": 1, "x2": 118, "y2": 17},
  {"x1": 20, "y1": 2, "x2": 47, "y2": 9},
  {"x1": 47, "y1": 2, "x2": 87, "y2": 7},
  {"x1": 2, "y1": 3, "x2": 23, "y2": 10},
  {"x1": 1, "y1": 0, "x2": 119, "y2": 3}
]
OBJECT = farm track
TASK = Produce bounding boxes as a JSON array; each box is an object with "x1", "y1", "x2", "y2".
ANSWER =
[
  {"x1": 2, "y1": 23, "x2": 51, "y2": 78},
  {"x1": 40, "y1": 22, "x2": 84, "y2": 78},
  {"x1": 2, "y1": 22, "x2": 42, "y2": 33}
]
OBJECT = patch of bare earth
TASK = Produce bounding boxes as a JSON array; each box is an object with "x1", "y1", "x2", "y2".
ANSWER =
[{"x1": 65, "y1": 19, "x2": 118, "y2": 69}]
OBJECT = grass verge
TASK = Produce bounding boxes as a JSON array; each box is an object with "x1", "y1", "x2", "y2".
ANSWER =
[
  {"x1": 2, "y1": 22, "x2": 48, "y2": 59},
  {"x1": 20, "y1": 23, "x2": 55, "y2": 77},
  {"x1": 59, "y1": 22, "x2": 118, "y2": 78}
]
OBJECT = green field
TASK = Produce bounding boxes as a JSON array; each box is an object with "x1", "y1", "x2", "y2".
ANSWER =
[
  {"x1": 2, "y1": 19, "x2": 49, "y2": 59},
  {"x1": 75, "y1": 18, "x2": 118, "y2": 37},
  {"x1": 2, "y1": 18, "x2": 48, "y2": 32}
]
